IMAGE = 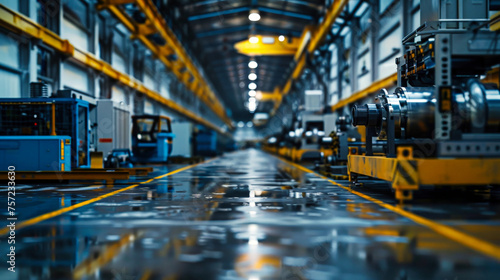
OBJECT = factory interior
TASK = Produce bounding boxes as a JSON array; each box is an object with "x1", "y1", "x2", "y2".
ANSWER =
[{"x1": 1, "y1": 0, "x2": 500, "y2": 279}]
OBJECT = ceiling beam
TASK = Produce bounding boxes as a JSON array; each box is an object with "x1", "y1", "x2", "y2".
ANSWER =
[{"x1": 188, "y1": 6, "x2": 314, "y2": 22}]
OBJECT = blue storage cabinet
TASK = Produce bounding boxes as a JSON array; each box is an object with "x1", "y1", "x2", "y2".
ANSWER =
[{"x1": 0, "y1": 136, "x2": 71, "y2": 171}]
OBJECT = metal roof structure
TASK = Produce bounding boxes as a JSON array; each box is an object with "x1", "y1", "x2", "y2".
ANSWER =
[{"x1": 160, "y1": 0, "x2": 327, "y2": 121}]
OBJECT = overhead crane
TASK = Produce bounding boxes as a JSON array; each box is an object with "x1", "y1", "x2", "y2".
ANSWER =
[
  {"x1": 247, "y1": 0, "x2": 397, "y2": 122},
  {"x1": 234, "y1": 35, "x2": 301, "y2": 56},
  {"x1": 226, "y1": 1, "x2": 350, "y2": 119}
]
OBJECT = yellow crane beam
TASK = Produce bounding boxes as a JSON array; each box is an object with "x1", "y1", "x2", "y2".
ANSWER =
[
  {"x1": 0, "y1": 4, "x2": 230, "y2": 136},
  {"x1": 234, "y1": 35, "x2": 300, "y2": 56},
  {"x1": 268, "y1": 0, "x2": 349, "y2": 118},
  {"x1": 97, "y1": 0, "x2": 233, "y2": 129},
  {"x1": 331, "y1": 73, "x2": 398, "y2": 112},
  {"x1": 255, "y1": 89, "x2": 282, "y2": 102}
]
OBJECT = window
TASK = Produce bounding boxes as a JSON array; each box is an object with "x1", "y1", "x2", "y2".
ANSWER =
[
  {"x1": 0, "y1": 71, "x2": 21, "y2": 98},
  {"x1": 379, "y1": 25, "x2": 402, "y2": 63},
  {"x1": 0, "y1": 0, "x2": 19, "y2": 12},
  {"x1": 37, "y1": 0, "x2": 59, "y2": 32},
  {"x1": 0, "y1": 32, "x2": 19, "y2": 68},
  {"x1": 112, "y1": 85, "x2": 127, "y2": 104},
  {"x1": 62, "y1": 0, "x2": 89, "y2": 51},
  {"x1": 37, "y1": 47, "x2": 52, "y2": 79},
  {"x1": 62, "y1": 62, "x2": 89, "y2": 94},
  {"x1": 144, "y1": 99, "x2": 154, "y2": 114},
  {"x1": 329, "y1": 44, "x2": 338, "y2": 80},
  {"x1": 112, "y1": 27, "x2": 128, "y2": 73},
  {"x1": 62, "y1": 17, "x2": 89, "y2": 51},
  {"x1": 412, "y1": 0, "x2": 421, "y2": 30},
  {"x1": 0, "y1": 32, "x2": 21, "y2": 98},
  {"x1": 98, "y1": 16, "x2": 111, "y2": 61},
  {"x1": 379, "y1": 0, "x2": 396, "y2": 14},
  {"x1": 160, "y1": 73, "x2": 171, "y2": 99},
  {"x1": 37, "y1": 47, "x2": 55, "y2": 94},
  {"x1": 63, "y1": 0, "x2": 88, "y2": 27}
]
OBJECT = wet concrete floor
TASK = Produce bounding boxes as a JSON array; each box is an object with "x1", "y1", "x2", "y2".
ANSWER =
[{"x1": 1, "y1": 149, "x2": 500, "y2": 279}]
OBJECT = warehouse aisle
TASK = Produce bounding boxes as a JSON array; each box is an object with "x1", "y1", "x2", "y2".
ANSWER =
[{"x1": 2, "y1": 149, "x2": 500, "y2": 280}]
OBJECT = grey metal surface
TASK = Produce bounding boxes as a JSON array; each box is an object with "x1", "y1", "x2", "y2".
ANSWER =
[
  {"x1": 96, "y1": 100, "x2": 131, "y2": 156},
  {"x1": 437, "y1": 140, "x2": 500, "y2": 157}
]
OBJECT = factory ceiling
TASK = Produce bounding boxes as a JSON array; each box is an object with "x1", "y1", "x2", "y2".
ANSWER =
[{"x1": 158, "y1": 0, "x2": 327, "y2": 122}]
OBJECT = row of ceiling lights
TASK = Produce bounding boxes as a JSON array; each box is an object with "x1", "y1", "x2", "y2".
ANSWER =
[
  {"x1": 246, "y1": 9, "x2": 260, "y2": 114},
  {"x1": 245, "y1": 10, "x2": 287, "y2": 115},
  {"x1": 247, "y1": 54, "x2": 258, "y2": 112}
]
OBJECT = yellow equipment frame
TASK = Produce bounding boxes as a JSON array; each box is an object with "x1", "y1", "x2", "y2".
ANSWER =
[{"x1": 348, "y1": 147, "x2": 500, "y2": 202}]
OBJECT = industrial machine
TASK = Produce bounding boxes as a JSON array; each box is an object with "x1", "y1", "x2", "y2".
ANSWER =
[
  {"x1": 193, "y1": 127, "x2": 218, "y2": 157},
  {"x1": 95, "y1": 99, "x2": 131, "y2": 158},
  {"x1": 315, "y1": 115, "x2": 366, "y2": 177},
  {"x1": 0, "y1": 91, "x2": 91, "y2": 170},
  {"x1": 349, "y1": 0, "x2": 500, "y2": 202},
  {"x1": 325, "y1": 116, "x2": 364, "y2": 165},
  {"x1": 0, "y1": 136, "x2": 72, "y2": 171},
  {"x1": 191, "y1": 125, "x2": 236, "y2": 157},
  {"x1": 104, "y1": 148, "x2": 134, "y2": 168},
  {"x1": 131, "y1": 115, "x2": 175, "y2": 163},
  {"x1": 262, "y1": 90, "x2": 338, "y2": 162}
]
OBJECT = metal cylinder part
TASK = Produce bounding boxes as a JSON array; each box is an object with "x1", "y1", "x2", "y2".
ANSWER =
[
  {"x1": 395, "y1": 87, "x2": 436, "y2": 138},
  {"x1": 351, "y1": 80, "x2": 500, "y2": 139},
  {"x1": 351, "y1": 104, "x2": 381, "y2": 127},
  {"x1": 486, "y1": 88, "x2": 500, "y2": 132}
]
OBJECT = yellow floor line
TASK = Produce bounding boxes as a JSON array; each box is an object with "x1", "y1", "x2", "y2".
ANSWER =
[
  {"x1": 0, "y1": 159, "x2": 214, "y2": 236},
  {"x1": 273, "y1": 154, "x2": 500, "y2": 262}
]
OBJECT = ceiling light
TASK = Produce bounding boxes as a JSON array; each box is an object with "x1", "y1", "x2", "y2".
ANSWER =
[
  {"x1": 278, "y1": 35, "x2": 285, "y2": 42},
  {"x1": 249, "y1": 97, "x2": 256, "y2": 103},
  {"x1": 248, "y1": 9, "x2": 260, "y2": 21},
  {"x1": 248, "y1": 61, "x2": 258, "y2": 69},
  {"x1": 248, "y1": 83, "x2": 257, "y2": 90},
  {"x1": 248, "y1": 90, "x2": 256, "y2": 97},
  {"x1": 248, "y1": 73, "x2": 257, "y2": 80},
  {"x1": 248, "y1": 102, "x2": 257, "y2": 112},
  {"x1": 249, "y1": 36, "x2": 259, "y2": 44}
]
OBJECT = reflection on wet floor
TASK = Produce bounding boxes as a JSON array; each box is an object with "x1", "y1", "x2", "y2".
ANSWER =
[{"x1": 1, "y1": 149, "x2": 500, "y2": 279}]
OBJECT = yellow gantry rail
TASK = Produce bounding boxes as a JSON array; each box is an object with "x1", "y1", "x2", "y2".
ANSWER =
[
  {"x1": 96, "y1": 0, "x2": 233, "y2": 129},
  {"x1": 0, "y1": 4, "x2": 229, "y2": 135},
  {"x1": 331, "y1": 73, "x2": 398, "y2": 111},
  {"x1": 268, "y1": 0, "x2": 349, "y2": 117},
  {"x1": 234, "y1": 35, "x2": 300, "y2": 56}
]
